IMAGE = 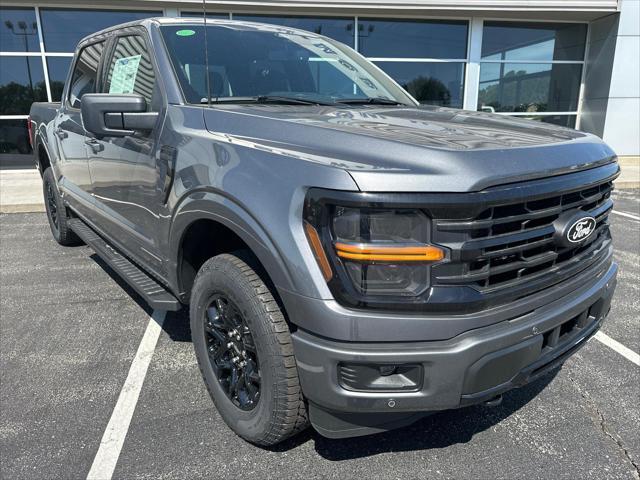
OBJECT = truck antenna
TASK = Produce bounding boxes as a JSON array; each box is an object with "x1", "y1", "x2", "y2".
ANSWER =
[{"x1": 202, "y1": 0, "x2": 211, "y2": 107}]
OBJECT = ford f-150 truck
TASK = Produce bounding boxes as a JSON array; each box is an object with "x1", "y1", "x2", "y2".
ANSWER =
[{"x1": 29, "y1": 17, "x2": 619, "y2": 446}]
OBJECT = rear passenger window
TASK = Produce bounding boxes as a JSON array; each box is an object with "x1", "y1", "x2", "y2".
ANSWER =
[
  {"x1": 68, "y1": 41, "x2": 105, "y2": 108},
  {"x1": 105, "y1": 35, "x2": 156, "y2": 109}
]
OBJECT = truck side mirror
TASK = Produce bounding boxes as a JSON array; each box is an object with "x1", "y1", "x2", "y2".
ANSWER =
[{"x1": 81, "y1": 93, "x2": 158, "y2": 138}]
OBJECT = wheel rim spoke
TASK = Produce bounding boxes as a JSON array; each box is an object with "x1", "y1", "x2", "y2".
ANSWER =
[
  {"x1": 205, "y1": 309, "x2": 227, "y2": 344},
  {"x1": 46, "y1": 183, "x2": 58, "y2": 228},
  {"x1": 203, "y1": 294, "x2": 261, "y2": 411}
]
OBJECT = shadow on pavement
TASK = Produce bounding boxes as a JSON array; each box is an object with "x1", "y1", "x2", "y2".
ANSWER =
[
  {"x1": 89, "y1": 250, "x2": 561, "y2": 460},
  {"x1": 89, "y1": 253, "x2": 191, "y2": 342},
  {"x1": 89, "y1": 254, "x2": 153, "y2": 315},
  {"x1": 271, "y1": 368, "x2": 560, "y2": 460}
]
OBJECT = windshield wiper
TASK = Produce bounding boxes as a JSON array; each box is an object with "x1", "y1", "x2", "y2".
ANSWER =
[
  {"x1": 335, "y1": 97, "x2": 405, "y2": 106},
  {"x1": 201, "y1": 95, "x2": 335, "y2": 106}
]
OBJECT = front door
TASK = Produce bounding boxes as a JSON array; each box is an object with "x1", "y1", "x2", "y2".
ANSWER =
[
  {"x1": 55, "y1": 40, "x2": 105, "y2": 217},
  {"x1": 87, "y1": 32, "x2": 164, "y2": 273}
]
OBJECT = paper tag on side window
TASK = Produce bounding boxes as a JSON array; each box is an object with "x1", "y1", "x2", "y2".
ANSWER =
[{"x1": 109, "y1": 55, "x2": 142, "y2": 94}]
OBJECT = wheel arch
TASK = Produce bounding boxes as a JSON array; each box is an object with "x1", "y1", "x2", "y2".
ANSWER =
[
  {"x1": 36, "y1": 143, "x2": 51, "y2": 176},
  {"x1": 169, "y1": 191, "x2": 296, "y2": 306},
  {"x1": 33, "y1": 128, "x2": 56, "y2": 177}
]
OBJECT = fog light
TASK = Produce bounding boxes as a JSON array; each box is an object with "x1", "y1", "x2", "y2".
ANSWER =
[
  {"x1": 379, "y1": 365, "x2": 398, "y2": 376},
  {"x1": 338, "y1": 363, "x2": 422, "y2": 392}
]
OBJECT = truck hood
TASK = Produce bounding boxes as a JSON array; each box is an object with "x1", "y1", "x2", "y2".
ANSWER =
[{"x1": 203, "y1": 105, "x2": 616, "y2": 192}]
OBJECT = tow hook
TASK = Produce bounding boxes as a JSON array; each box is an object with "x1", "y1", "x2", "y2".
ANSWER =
[{"x1": 483, "y1": 394, "x2": 503, "y2": 407}]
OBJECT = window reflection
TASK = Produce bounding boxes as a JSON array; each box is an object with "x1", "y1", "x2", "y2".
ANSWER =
[
  {"x1": 46, "y1": 57, "x2": 73, "y2": 101},
  {"x1": 478, "y1": 63, "x2": 582, "y2": 113},
  {"x1": 0, "y1": 57, "x2": 47, "y2": 115},
  {"x1": 180, "y1": 12, "x2": 230, "y2": 19},
  {"x1": 0, "y1": 120, "x2": 32, "y2": 167},
  {"x1": 482, "y1": 22, "x2": 587, "y2": 62},
  {"x1": 105, "y1": 36, "x2": 156, "y2": 106},
  {"x1": 359, "y1": 19, "x2": 468, "y2": 59},
  {"x1": 0, "y1": 7, "x2": 39, "y2": 52},
  {"x1": 69, "y1": 42, "x2": 104, "y2": 108},
  {"x1": 234, "y1": 15, "x2": 355, "y2": 47},
  {"x1": 375, "y1": 62, "x2": 465, "y2": 107},
  {"x1": 161, "y1": 25, "x2": 412, "y2": 104},
  {"x1": 40, "y1": 9, "x2": 162, "y2": 52},
  {"x1": 524, "y1": 114, "x2": 576, "y2": 128}
]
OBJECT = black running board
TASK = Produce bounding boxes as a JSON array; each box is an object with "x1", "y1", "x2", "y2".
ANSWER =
[{"x1": 69, "y1": 218, "x2": 181, "y2": 311}]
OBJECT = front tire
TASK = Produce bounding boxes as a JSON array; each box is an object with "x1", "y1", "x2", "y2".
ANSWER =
[
  {"x1": 42, "y1": 167, "x2": 81, "y2": 246},
  {"x1": 190, "y1": 252, "x2": 308, "y2": 446}
]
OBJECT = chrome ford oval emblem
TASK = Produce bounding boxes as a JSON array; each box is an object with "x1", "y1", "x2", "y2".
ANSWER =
[{"x1": 566, "y1": 216, "x2": 596, "y2": 243}]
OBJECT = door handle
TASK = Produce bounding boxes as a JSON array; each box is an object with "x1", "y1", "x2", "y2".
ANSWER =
[
  {"x1": 84, "y1": 138, "x2": 104, "y2": 154},
  {"x1": 54, "y1": 128, "x2": 68, "y2": 140}
]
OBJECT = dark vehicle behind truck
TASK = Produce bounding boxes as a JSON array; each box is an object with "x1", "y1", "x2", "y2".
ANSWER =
[{"x1": 30, "y1": 18, "x2": 618, "y2": 445}]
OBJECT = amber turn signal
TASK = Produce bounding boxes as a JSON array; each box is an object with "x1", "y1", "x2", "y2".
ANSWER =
[
  {"x1": 334, "y1": 242, "x2": 444, "y2": 262},
  {"x1": 304, "y1": 222, "x2": 333, "y2": 281}
]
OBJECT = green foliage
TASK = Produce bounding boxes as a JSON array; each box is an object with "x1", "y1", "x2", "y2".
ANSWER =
[
  {"x1": 478, "y1": 69, "x2": 550, "y2": 113},
  {"x1": 404, "y1": 76, "x2": 452, "y2": 106},
  {"x1": 0, "y1": 81, "x2": 48, "y2": 115}
]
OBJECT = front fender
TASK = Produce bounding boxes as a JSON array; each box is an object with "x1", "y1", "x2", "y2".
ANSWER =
[{"x1": 167, "y1": 189, "x2": 296, "y2": 301}]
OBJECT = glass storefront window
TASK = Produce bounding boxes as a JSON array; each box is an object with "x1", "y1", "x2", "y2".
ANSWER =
[
  {"x1": 375, "y1": 62, "x2": 465, "y2": 107},
  {"x1": 0, "y1": 7, "x2": 39, "y2": 52},
  {"x1": 0, "y1": 119, "x2": 32, "y2": 167},
  {"x1": 40, "y1": 9, "x2": 162, "y2": 52},
  {"x1": 359, "y1": 19, "x2": 468, "y2": 59},
  {"x1": 46, "y1": 57, "x2": 73, "y2": 102},
  {"x1": 521, "y1": 114, "x2": 577, "y2": 128},
  {"x1": 234, "y1": 15, "x2": 355, "y2": 47},
  {"x1": 180, "y1": 12, "x2": 230, "y2": 19},
  {"x1": 0, "y1": 57, "x2": 47, "y2": 115},
  {"x1": 478, "y1": 63, "x2": 582, "y2": 113},
  {"x1": 482, "y1": 21, "x2": 587, "y2": 62}
]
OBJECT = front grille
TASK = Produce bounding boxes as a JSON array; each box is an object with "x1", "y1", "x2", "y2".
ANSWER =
[{"x1": 431, "y1": 172, "x2": 614, "y2": 304}]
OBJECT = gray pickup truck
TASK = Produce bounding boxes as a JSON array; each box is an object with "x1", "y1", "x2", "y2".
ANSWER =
[{"x1": 29, "y1": 17, "x2": 618, "y2": 445}]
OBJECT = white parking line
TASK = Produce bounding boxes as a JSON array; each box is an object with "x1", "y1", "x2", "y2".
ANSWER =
[
  {"x1": 594, "y1": 331, "x2": 640, "y2": 367},
  {"x1": 611, "y1": 210, "x2": 640, "y2": 221},
  {"x1": 87, "y1": 310, "x2": 166, "y2": 480}
]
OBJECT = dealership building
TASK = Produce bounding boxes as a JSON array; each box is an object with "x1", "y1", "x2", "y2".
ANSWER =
[{"x1": 0, "y1": 0, "x2": 638, "y2": 169}]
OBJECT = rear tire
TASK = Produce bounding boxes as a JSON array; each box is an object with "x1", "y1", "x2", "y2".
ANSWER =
[
  {"x1": 190, "y1": 252, "x2": 308, "y2": 446},
  {"x1": 42, "y1": 167, "x2": 81, "y2": 246}
]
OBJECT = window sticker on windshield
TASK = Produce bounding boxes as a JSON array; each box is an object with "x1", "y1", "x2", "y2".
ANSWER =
[
  {"x1": 109, "y1": 54, "x2": 142, "y2": 94},
  {"x1": 176, "y1": 29, "x2": 196, "y2": 37}
]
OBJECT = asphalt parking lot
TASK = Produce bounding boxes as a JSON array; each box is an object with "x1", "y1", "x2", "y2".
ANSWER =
[{"x1": 1, "y1": 191, "x2": 639, "y2": 480}]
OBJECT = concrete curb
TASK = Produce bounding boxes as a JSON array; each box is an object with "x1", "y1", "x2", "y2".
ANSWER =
[
  {"x1": 0, "y1": 203, "x2": 46, "y2": 214},
  {"x1": 614, "y1": 156, "x2": 639, "y2": 190},
  {"x1": 614, "y1": 182, "x2": 640, "y2": 190}
]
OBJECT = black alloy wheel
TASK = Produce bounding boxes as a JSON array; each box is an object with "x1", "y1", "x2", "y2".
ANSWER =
[
  {"x1": 45, "y1": 181, "x2": 59, "y2": 229},
  {"x1": 42, "y1": 167, "x2": 81, "y2": 246},
  {"x1": 190, "y1": 252, "x2": 308, "y2": 445},
  {"x1": 204, "y1": 295, "x2": 261, "y2": 410}
]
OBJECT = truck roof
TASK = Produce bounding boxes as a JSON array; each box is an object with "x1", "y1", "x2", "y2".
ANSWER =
[{"x1": 77, "y1": 17, "x2": 324, "y2": 48}]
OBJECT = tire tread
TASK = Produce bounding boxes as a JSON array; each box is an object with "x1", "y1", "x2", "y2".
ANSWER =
[{"x1": 191, "y1": 252, "x2": 308, "y2": 446}]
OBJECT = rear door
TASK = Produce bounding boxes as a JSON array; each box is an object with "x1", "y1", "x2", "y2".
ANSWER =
[
  {"x1": 86, "y1": 30, "x2": 165, "y2": 273},
  {"x1": 54, "y1": 40, "x2": 106, "y2": 216}
]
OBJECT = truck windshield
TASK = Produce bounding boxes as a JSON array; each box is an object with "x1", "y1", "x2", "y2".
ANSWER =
[{"x1": 160, "y1": 23, "x2": 417, "y2": 106}]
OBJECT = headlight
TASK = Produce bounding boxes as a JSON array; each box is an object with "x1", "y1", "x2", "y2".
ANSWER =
[{"x1": 304, "y1": 191, "x2": 446, "y2": 308}]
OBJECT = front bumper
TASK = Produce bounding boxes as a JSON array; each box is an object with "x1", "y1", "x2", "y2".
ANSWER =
[{"x1": 291, "y1": 262, "x2": 617, "y2": 438}]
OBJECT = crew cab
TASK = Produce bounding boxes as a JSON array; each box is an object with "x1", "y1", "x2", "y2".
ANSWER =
[{"x1": 30, "y1": 17, "x2": 618, "y2": 445}]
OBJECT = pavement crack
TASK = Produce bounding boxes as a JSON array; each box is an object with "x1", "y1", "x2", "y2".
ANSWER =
[
  {"x1": 568, "y1": 372, "x2": 640, "y2": 479},
  {"x1": 595, "y1": 407, "x2": 640, "y2": 479}
]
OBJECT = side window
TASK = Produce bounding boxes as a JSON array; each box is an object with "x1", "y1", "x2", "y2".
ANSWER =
[
  {"x1": 68, "y1": 41, "x2": 105, "y2": 108},
  {"x1": 105, "y1": 35, "x2": 156, "y2": 109}
]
